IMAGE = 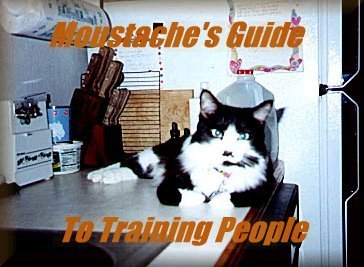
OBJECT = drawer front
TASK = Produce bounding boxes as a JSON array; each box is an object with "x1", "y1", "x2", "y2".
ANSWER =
[
  {"x1": 15, "y1": 130, "x2": 52, "y2": 154},
  {"x1": 15, "y1": 162, "x2": 53, "y2": 186},
  {"x1": 16, "y1": 148, "x2": 52, "y2": 170}
]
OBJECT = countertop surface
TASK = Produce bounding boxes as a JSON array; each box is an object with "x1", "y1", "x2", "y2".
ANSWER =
[
  {"x1": 0, "y1": 170, "x2": 250, "y2": 265},
  {"x1": 0, "y1": 171, "x2": 249, "y2": 230}
]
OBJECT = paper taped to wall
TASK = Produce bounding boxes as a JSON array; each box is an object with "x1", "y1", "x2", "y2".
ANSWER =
[
  {"x1": 228, "y1": 0, "x2": 304, "y2": 73},
  {"x1": 0, "y1": 0, "x2": 110, "y2": 40}
]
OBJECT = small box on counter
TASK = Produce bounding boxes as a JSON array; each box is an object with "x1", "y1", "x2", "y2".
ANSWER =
[{"x1": 47, "y1": 106, "x2": 72, "y2": 143}]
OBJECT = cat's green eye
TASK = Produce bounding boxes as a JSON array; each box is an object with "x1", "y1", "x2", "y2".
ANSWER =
[
  {"x1": 211, "y1": 129, "x2": 223, "y2": 138},
  {"x1": 239, "y1": 133, "x2": 250, "y2": 140}
]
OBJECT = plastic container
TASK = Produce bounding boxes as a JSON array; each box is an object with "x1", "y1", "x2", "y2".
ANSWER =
[
  {"x1": 52, "y1": 141, "x2": 82, "y2": 175},
  {"x1": 217, "y1": 70, "x2": 279, "y2": 163}
]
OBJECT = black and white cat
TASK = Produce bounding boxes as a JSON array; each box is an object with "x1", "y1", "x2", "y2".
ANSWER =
[{"x1": 87, "y1": 90, "x2": 275, "y2": 207}]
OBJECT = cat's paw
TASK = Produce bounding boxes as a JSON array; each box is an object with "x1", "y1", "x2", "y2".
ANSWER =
[
  {"x1": 87, "y1": 163, "x2": 121, "y2": 182},
  {"x1": 178, "y1": 189, "x2": 205, "y2": 207},
  {"x1": 101, "y1": 168, "x2": 138, "y2": 184},
  {"x1": 208, "y1": 192, "x2": 234, "y2": 209},
  {"x1": 87, "y1": 165, "x2": 138, "y2": 184}
]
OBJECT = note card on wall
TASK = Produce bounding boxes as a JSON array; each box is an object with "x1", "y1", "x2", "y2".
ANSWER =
[{"x1": 228, "y1": 0, "x2": 304, "y2": 74}]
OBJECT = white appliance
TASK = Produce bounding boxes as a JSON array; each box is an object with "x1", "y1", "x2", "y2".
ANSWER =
[
  {"x1": 318, "y1": 0, "x2": 361, "y2": 266},
  {"x1": 0, "y1": 96, "x2": 53, "y2": 186}
]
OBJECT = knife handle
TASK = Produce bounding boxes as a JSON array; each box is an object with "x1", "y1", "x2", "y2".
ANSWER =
[
  {"x1": 82, "y1": 53, "x2": 102, "y2": 91},
  {"x1": 92, "y1": 46, "x2": 115, "y2": 94},
  {"x1": 99, "y1": 61, "x2": 123, "y2": 99},
  {"x1": 102, "y1": 89, "x2": 130, "y2": 126}
]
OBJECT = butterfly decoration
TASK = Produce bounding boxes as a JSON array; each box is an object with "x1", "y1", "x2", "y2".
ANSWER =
[
  {"x1": 230, "y1": 48, "x2": 242, "y2": 73},
  {"x1": 291, "y1": 9, "x2": 301, "y2": 29},
  {"x1": 230, "y1": 58, "x2": 242, "y2": 74}
]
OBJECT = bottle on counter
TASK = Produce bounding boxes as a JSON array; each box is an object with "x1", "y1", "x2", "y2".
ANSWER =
[
  {"x1": 170, "y1": 122, "x2": 181, "y2": 140},
  {"x1": 217, "y1": 70, "x2": 279, "y2": 165}
]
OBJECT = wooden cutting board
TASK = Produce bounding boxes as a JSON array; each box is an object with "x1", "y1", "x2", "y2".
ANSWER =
[
  {"x1": 160, "y1": 89, "x2": 193, "y2": 143},
  {"x1": 119, "y1": 89, "x2": 193, "y2": 153}
]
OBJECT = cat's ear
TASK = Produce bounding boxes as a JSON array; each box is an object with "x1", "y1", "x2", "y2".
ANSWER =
[
  {"x1": 253, "y1": 100, "x2": 273, "y2": 124},
  {"x1": 200, "y1": 90, "x2": 219, "y2": 118},
  {"x1": 276, "y1": 108, "x2": 285, "y2": 123}
]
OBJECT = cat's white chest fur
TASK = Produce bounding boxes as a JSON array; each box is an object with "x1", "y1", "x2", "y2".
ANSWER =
[
  {"x1": 180, "y1": 134, "x2": 268, "y2": 196},
  {"x1": 189, "y1": 168, "x2": 224, "y2": 197},
  {"x1": 188, "y1": 161, "x2": 266, "y2": 197},
  {"x1": 222, "y1": 163, "x2": 267, "y2": 193}
]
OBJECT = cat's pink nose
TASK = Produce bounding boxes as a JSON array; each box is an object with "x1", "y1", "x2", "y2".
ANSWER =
[{"x1": 223, "y1": 151, "x2": 233, "y2": 157}]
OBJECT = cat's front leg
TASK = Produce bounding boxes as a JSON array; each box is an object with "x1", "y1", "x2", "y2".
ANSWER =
[
  {"x1": 87, "y1": 164, "x2": 138, "y2": 184},
  {"x1": 178, "y1": 189, "x2": 206, "y2": 207},
  {"x1": 157, "y1": 180, "x2": 182, "y2": 206},
  {"x1": 87, "y1": 163, "x2": 121, "y2": 182},
  {"x1": 208, "y1": 192, "x2": 234, "y2": 209},
  {"x1": 156, "y1": 181, "x2": 205, "y2": 206}
]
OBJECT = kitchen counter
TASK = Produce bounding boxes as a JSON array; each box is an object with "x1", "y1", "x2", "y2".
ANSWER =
[
  {"x1": 0, "y1": 170, "x2": 249, "y2": 229},
  {"x1": 0, "y1": 170, "x2": 250, "y2": 265},
  {"x1": 0, "y1": 171, "x2": 299, "y2": 266}
]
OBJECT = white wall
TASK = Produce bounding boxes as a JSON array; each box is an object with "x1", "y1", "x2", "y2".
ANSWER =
[
  {"x1": 105, "y1": 0, "x2": 233, "y2": 93},
  {"x1": 104, "y1": 0, "x2": 329, "y2": 265},
  {"x1": 0, "y1": 27, "x2": 88, "y2": 105}
]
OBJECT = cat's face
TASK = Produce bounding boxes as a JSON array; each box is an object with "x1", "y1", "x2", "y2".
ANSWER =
[{"x1": 190, "y1": 90, "x2": 272, "y2": 169}]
